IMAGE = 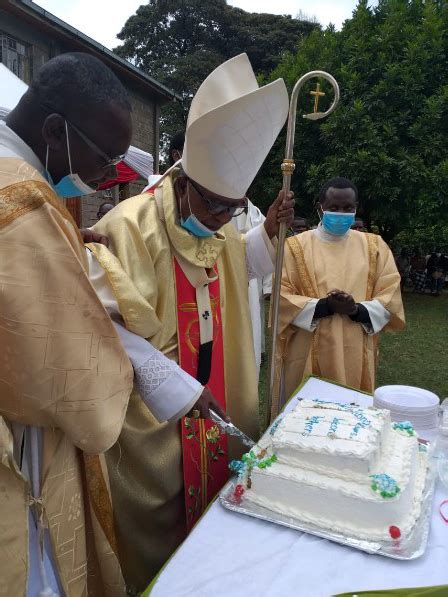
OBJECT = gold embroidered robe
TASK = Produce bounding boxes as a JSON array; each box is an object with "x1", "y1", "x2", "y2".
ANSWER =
[
  {"x1": 90, "y1": 173, "x2": 259, "y2": 590},
  {"x1": 0, "y1": 157, "x2": 133, "y2": 595},
  {"x1": 274, "y1": 230, "x2": 405, "y2": 415}
]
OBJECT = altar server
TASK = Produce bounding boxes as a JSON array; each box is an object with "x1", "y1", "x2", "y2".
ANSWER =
[{"x1": 275, "y1": 177, "x2": 404, "y2": 415}]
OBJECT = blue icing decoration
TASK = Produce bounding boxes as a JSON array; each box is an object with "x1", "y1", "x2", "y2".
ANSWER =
[
  {"x1": 392, "y1": 421, "x2": 416, "y2": 437},
  {"x1": 312, "y1": 399, "x2": 380, "y2": 421},
  {"x1": 328, "y1": 417, "x2": 342, "y2": 435},
  {"x1": 302, "y1": 415, "x2": 325, "y2": 437},
  {"x1": 370, "y1": 473, "x2": 400, "y2": 498},
  {"x1": 313, "y1": 399, "x2": 353, "y2": 411},
  {"x1": 351, "y1": 409, "x2": 372, "y2": 428},
  {"x1": 269, "y1": 417, "x2": 283, "y2": 436},
  {"x1": 350, "y1": 422, "x2": 364, "y2": 439},
  {"x1": 229, "y1": 460, "x2": 245, "y2": 474}
]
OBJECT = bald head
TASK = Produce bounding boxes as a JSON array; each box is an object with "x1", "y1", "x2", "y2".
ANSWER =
[{"x1": 7, "y1": 52, "x2": 132, "y2": 190}]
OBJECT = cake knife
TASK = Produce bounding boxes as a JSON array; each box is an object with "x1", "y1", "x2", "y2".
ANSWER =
[{"x1": 209, "y1": 409, "x2": 255, "y2": 448}]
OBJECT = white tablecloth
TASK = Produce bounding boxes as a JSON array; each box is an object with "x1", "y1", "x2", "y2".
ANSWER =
[{"x1": 149, "y1": 379, "x2": 448, "y2": 597}]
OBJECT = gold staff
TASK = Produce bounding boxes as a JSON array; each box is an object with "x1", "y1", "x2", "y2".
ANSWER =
[{"x1": 265, "y1": 71, "x2": 340, "y2": 429}]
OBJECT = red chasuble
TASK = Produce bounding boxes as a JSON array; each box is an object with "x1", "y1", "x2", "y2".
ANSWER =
[{"x1": 175, "y1": 258, "x2": 229, "y2": 531}]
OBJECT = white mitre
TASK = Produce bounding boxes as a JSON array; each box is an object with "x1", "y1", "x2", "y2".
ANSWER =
[{"x1": 181, "y1": 53, "x2": 289, "y2": 199}]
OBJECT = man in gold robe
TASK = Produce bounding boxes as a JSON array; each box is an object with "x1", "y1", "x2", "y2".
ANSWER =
[
  {"x1": 88, "y1": 54, "x2": 294, "y2": 591},
  {"x1": 276, "y1": 177, "x2": 405, "y2": 414},
  {"x1": 0, "y1": 53, "x2": 136, "y2": 595}
]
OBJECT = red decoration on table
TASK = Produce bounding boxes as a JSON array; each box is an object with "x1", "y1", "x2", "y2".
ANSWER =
[
  {"x1": 233, "y1": 484, "x2": 245, "y2": 504},
  {"x1": 235, "y1": 484, "x2": 245, "y2": 497},
  {"x1": 389, "y1": 525, "x2": 401, "y2": 539}
]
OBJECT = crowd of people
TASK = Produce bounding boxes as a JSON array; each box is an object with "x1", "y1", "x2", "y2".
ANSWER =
[{"x1": 395, "y1": 248, "x2": 448, "y2": 296}]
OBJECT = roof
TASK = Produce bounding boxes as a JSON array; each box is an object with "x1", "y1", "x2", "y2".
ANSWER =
[{"x1": 3, "y1": 0, "x2": 181, "y2": 103}]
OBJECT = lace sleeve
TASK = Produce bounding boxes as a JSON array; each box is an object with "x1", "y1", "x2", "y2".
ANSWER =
[
  {"x1": 114, "y1": 322, "x2": 202, "y2": 423},
  {"x1": 87, "y1": 249, "x2": 202, "y2": 421},
  {"x1": 134, "y1": 357, "x2": 177, "y2": 396}
]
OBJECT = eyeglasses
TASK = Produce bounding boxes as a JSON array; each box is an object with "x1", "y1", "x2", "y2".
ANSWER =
[
  {"x1": 66, "y1": 120, "x2": 126, "y2": 169},
  {"x1": 40, "y1": 103, "x2": 126, "y2": 169},
  {"x1": 188, "y1": 178, "x2": 248, "y2": 218}
]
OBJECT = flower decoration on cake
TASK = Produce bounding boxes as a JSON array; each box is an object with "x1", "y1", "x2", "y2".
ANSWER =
[
  {"x1": 229, "y1": 449, "x2": 278, "y2": 487},
  {"x1": 229, "y1": 459, "x2": 246, "y2": 474},
  {"x1": 392, "y1": 421, "x2": 416, "y2": 437},
  {"x1": 370, "y1": 473, "x2": 400, "y2": 498}
]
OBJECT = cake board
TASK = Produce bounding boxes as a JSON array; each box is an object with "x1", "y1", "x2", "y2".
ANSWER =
[{"x1": 219, "y1": 377, "x2": 437, "y2": 560}]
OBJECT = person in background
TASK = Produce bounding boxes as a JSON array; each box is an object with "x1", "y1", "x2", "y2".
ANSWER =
[
  {"x1": 410, "y1": 248, "x2": 427, "y2": 293},
  {"x1": 233, "y1": 199, "x2": 272, "y2": 376},
  {"x1": 427, "y1": 249, "x2": 445, "y2": 296},
  {"x1": 290, "y1": 216, "x2": 309, "y2": 235},
  {"x1": 97, "y1": 200, "x2": 115, "y2": 220},
  {"x1": 145, "y1": 131, "x2": 185, "y2": 190},
  {"x1": 395, "y1": 248, "x2": 410, "y2": 290},
  {"x1": 168, "y1": 130, "x2": 184, "y2": 165},
  {"x1": 352, "y1": 217, "x2": 366, "y2": 232},
  {"x1": 441, "y1": 249, "x2": 448, "y2": 280},
  {"x1": 275, "y1": 177, "x2": 404, "y2": 416}
]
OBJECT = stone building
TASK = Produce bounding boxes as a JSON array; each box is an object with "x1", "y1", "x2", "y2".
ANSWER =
[{"x1": 0, "y1": 0, "x2": 178, "y2": 226}]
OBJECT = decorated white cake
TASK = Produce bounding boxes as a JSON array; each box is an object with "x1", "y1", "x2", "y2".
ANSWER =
[{"x1": 230, "y1": 399, "x2": 429, "y2": 542}]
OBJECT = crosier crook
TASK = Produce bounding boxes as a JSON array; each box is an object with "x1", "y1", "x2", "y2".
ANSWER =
[{"x1": 266, "y1": 71, "x2": 340, "y2": 429}]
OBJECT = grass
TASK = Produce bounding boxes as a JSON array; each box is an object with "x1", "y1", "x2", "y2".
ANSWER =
[
  {"x1": 259, "y1": 291, "x2": 448, "y2": 424},
  {"x1": 377, "y1": 291, "x2": 448, "y2": 398}
]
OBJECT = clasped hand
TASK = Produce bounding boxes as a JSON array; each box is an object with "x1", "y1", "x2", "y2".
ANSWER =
[{"x1": 327, "y1": 289, "x2": 358, "y2": 316}]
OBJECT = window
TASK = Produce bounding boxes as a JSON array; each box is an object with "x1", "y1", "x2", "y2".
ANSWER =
[{"x1": 0, "y1": 32, "x2": 32, "y2": 83}]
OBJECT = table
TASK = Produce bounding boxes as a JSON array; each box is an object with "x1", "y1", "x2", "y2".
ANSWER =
[{"x1": 145, "y1": 379, "x2": 448, "y2": 597}]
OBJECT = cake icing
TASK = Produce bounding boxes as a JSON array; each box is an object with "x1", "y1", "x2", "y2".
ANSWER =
[{"x1": 233, "y1": 399, "x2": 428, "y2": 542}]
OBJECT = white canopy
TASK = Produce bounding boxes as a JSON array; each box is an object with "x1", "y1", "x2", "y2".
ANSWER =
[
  {"x1": 0, "y1": 64, "x2": 28, "y2": 111},
  {"x1": 123, "y1": 144, "x2": 154, "y2": 179}
]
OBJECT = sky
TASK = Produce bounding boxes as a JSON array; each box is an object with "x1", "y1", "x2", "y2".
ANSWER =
[{"x1": 36, "y1": 0, "x2": 376, "y2": 50}]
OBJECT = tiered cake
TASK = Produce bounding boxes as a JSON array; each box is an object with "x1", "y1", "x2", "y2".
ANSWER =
[{"x1": 232, "y1": 399, "x2": 428, "y2": 542}]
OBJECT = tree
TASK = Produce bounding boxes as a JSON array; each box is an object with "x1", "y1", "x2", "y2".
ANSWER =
[
  {"x1": 250, "y1": 0, "x2": 448, "y2": 245},
  {"x1": 114, "y1": 0, "x2": 317, "y2": 161}
]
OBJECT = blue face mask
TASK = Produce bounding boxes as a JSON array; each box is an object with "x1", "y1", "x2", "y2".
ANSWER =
[
  {"x1": 322, "y1": 211, "x2": 356, "y2": 236},
  {"x1": 45, "y1": 121, "x2": 95, "y2": 198},
  {"x1": 180, "y1": 187, "x2": 215, "y2": 238}
]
